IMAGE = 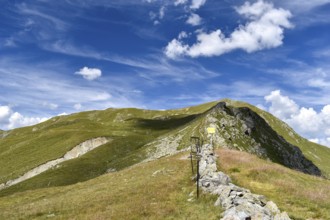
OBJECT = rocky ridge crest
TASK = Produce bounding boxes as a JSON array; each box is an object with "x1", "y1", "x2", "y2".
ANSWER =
[{"x1": 202, "y1": 102, "x2": 321, "y2": 176}]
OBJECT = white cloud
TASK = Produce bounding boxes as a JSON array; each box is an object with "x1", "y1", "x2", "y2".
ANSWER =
[
  {"x1": 74, "y1": 103, "x2": 82, "y2": 110},
  {"x1": 186, "y1": 13, "x2": 202, "y2": 26},
  {"x1": 174, "y1": 0, "x2": 188, "y2": 6},
  {"x1": 264, "y1": 90, "x2": 330, "y2": 147},
  {"x1": 0, "y1": 105, "x2": 48, "y2": 130},
  {"x1": 321, "y1": 105, "x2": 330, "y2": 124},
  {"x1": 278, "y1": 0, "x2": 330, "y2": 13},
  {"x1": 91, "y1": 92, "x2": 111, "y2": 101},
  {"x1": 149, "y1": 5, "x2": 166, "y2": 25},
  {"x1": 165, "y1": 0, "x2": 292, "y2": 59},
  {"x1": 42, "y1": 102, "x2": 58, "y2": 110},
  {"x1": 309, "y1": 138, "x2": 330, "y2": 148},
  {"x1": 265, "y1": 90, "x2": 299, "y2": 119},
  {"x1": 190, "y1": 0, "x2": 207, "y2": 9},
  {"x1": 165, "y1": 38, "x2": 189, "y2": 59},
  {"x1": 75, "y1": 67, "x2": 102, "y2": 81},
  {"x1": 256, "y1": 104, "x2": 266, "y2": 111},
  {"x1": 178, "y1": 31, "x2": 188, "y2": 40},
  {"x1": 159, "y1": 6, "x2": 165, "y2": 19},
  {"x1": 0, "y1": 106, "x2": 11, "y2": 122},
  {"x1": 8, "y1": 112, "x2": 48, "y2": 129},
  {"x1": 287, "y1": 107, "x2": 322, "y2": 134}
]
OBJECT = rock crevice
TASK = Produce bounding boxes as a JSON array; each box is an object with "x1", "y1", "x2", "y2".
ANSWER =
[{"x1": 198, "y1": 143, "x2": 291, "y2": 220}]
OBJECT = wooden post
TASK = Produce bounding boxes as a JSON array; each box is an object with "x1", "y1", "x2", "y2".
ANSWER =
[
  {"x1": 197, "y1": 155, "x2": 200, "y2": 199},
  {"x1": 190, "y1": 152, "x2": 194, "y2": 174}
]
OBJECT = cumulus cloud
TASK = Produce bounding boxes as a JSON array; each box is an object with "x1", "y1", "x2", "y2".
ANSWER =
[
  {"x1": 265, "y1": 90, "x2": 299, "y2": 119},
  {"x1": 186, "y1": 13, "x2": 202, "y2": 26},
  {"x1": 164, "y1": 38, "x2": 189, "y2": 60},
  {"x1": 0, "y1": 106, "x2": 11, "y2": 123},
  {"x1": 165, "y1": 0, "x2": 292, "y2": 59},
  {"x1": 264, "y1": 90, "x2": 330, "y2": 147},
  {"x1": 0, "y1": 105, "x2": 48, "y2": 130},
  {"x1": 8, "y1": 112, "x2": 48, "y2": 130},
  {"x1": 75, "y1": 67, "x2": 102, "y2": 81},
  {"x1": 190, "y1": 0, "x2": 207, "y2": 9}
]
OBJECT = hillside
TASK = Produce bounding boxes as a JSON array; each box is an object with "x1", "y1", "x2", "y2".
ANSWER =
[
  {"x1": 1, "y1": 100, "x2": 330, "y2": 197},
  {"x1": 0, "y1": 150, "x2": 329, "y2": 219},
  {"x1": 0, "y1": 101, "x2": 217, "y2": 195}
]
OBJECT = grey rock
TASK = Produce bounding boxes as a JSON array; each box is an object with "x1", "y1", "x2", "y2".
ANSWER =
[
  {"x1": 265, "y1": 201, "x2": 280, "y2": 215},
  {"x1": 196, "y1": 143, "x2": 291, "y2": 220}
]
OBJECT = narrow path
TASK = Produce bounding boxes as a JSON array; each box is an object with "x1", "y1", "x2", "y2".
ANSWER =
[
  {"x1": 0, "y1": 137, "x2": 110, "y2": 190},
  {"x1": 198, "y1": 144, "x2": 291, "y2": 220}
]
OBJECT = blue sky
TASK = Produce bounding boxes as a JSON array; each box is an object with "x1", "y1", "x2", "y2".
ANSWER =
[{"x1": 1, "y1": 0, "x2": 330, "y2": 146}]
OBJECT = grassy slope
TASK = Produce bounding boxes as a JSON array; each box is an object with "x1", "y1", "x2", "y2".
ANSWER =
[
  {"x1": 1, "y1": 148, "x2": 329, "y2": 220},
  {"x1": 0, "y1": 153, "x2": 220, "y2": 220},
  {"x1": 1, "y1": 100, "x2": 330, "y2": 219},
  {"x1": 1, "y1": 98, "x2": 330, "y2": 195},
  {"x1": 218, "y1": 148, "x2": 330, "y2": 220},
  {"x1": 0, "y1": 101, "x2": 218, "y2": 195},
  {"x1": 225, "y1": 99, "x2": 330, "y2": 178}
]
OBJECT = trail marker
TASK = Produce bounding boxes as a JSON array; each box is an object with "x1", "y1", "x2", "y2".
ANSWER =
[{"x1": 207, "y1": 127, "x2": 215, "y2": 134}]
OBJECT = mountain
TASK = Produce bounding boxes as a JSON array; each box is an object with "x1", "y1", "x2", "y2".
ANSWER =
[
  {"x1": 0, "y1": 144, "x2": 329, "y2": 219},
  {"x1": 0, "y1": 99, "x2": 330, "y2": 219},
  {"x1": 0, "y1": 100, "x2": 330, "y2": 196}
]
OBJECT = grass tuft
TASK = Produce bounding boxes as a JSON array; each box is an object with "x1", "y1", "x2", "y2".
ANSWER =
[{"x1": 217, "y1": 148, "x2": 330, "y2": 219}]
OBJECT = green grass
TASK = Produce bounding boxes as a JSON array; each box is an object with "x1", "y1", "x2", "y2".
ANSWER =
[
  {"x1": 0, "y1": 102, "x2": 218, "y2": 195},
  {"x1": 218, "y1": 148, "x2": 330, "y2": 220},
  {"x1": 1, "y1": 98, "x2": 330, "y2": 199},
  {"x1": 1, "y1": 98, "x2": 330, "y2": 219},
  {"x1": 0, "y1": 152, "x2": 221, "y2": 220}
]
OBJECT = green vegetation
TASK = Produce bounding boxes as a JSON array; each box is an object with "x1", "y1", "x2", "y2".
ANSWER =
[
  {"x1": 0, "y1": 102, "x2": 217, "y2": 195},
  {"x1": 0, "y1": 153, "x2": 220, "y2": 220},
  {"x1": 1, "y1": 99, "x2": 330, "y2": 196},
  {"x1": 0, "y1": 99, "x2": 330, "y2": 219},
  {"x1": 218, "y1": 148, "x2": 330, "y2": 219}
]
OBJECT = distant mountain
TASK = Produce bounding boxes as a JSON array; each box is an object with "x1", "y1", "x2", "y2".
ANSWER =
[{"x1": 0, "y1": 99, "x2": 329, "y2": 197}]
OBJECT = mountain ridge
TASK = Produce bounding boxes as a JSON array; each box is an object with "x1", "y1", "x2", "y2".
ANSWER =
[{"x1": 0, "y1": 99, "x2": 329, "y2": 197}]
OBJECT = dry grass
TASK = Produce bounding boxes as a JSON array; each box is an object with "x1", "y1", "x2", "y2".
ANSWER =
[
  {"x1": 0, "y1": 152, "x2": 221, "y2": 220},
  {"x1": 217, "y1": 148, "x2": 330, "y2": 220}
]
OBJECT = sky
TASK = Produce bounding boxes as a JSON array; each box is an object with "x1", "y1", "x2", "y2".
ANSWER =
[{"x1": 1, "y1": 0, "x2": 330, "y2": 146}]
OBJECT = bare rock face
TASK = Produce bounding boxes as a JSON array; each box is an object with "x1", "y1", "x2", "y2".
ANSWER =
[
  {"x1": 198, "y1": 144, "x2": 291, "y2": 220},
  {"x1": 0, "y1": 137, "x2": 110, "y2": 190}
]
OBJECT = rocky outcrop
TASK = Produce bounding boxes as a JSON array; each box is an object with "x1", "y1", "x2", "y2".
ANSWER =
[
  {"x1": 0, "y1": 137, "x2": 110, "y2": 190},
  {"x1": 203, "y1": 102, "x2": 321, "y2": 176},
  {"x1": 198, "y1": 143, "x2": 291, "y2": 220}
]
